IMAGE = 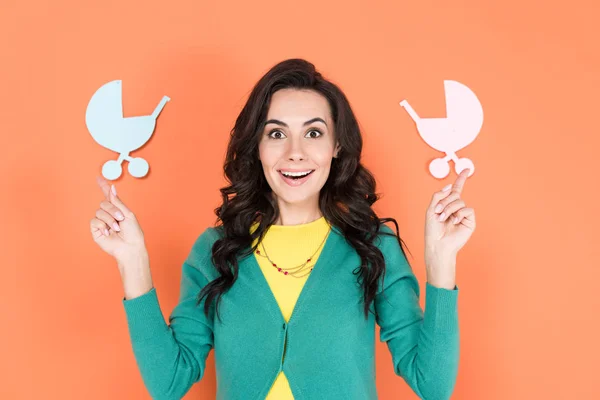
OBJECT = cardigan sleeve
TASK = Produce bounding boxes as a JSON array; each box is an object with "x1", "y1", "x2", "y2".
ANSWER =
[
  {"x1": 122, "y1": 230, "x2": 216, "y2": 400},
  {"x1": 374, "y1": 225, "x2": 459, "y2": 400}
]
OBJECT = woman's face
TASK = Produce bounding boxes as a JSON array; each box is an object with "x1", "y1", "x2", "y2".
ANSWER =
[{"x1": 258, "y1": 88, "x2": 340, "y2": 211}]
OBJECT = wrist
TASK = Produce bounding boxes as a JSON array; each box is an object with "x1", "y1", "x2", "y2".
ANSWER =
[
  {"x1": 426, "y1": 276, "x2": 456, "y2": 290},
  {"x1": 118, "y1": 249, "x2": 154, "y2": 300},
  {"x1": 425, "y1": 254, "x2": 457, "y2": 290},
  {"x1": 117, "y1": 247, "x2": 149, "y2": 271}
]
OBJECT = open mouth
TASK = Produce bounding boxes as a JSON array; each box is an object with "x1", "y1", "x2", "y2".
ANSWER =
[
  {"x1": 278, "y1": 170, "x2": 315, "y2": 186},
  {"x1": 279, "y1": 170, "x2": 314, "y2": 179}
]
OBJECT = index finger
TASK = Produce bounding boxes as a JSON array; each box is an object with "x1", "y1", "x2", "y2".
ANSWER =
[
  {"x1": 453, "y1": 168, "x2": 471, "y2": 194},
  {"x1": 96, "y1": 176, "x2": 111, "y2": 200}
]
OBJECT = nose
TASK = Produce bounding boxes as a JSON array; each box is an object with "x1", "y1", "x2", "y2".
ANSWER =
[{"x1": 285, "y1": 135, "x2": 307, "y2": 161}]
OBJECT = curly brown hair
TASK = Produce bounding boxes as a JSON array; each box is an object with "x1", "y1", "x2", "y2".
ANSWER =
[{"x1": 198, "y1": 58, "x2": 413, "y2": 322}]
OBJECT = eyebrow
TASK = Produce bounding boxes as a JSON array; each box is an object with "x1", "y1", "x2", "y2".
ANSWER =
[{"x1": 264, "y1": 117, "x2": 328, "y2": 128}]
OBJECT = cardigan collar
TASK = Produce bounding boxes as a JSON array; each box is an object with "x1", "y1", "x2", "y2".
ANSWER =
[{"x1": 238, "y1": 224, "x2": 344, "y2": 325}]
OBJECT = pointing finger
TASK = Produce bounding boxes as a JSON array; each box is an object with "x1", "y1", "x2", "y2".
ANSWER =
[
  {"x1": 108, "y1": 183, "x2": 134, "y2": 218},
  {"x1": 453, "y1": 168, "x2": 471, "y2": 194},
  {"x1": 96, "y1": 176, "x2": 111, "y2": 200}
]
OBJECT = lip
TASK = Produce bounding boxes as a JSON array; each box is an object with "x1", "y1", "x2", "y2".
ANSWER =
[
  {"x1": 278, "y1": 169, "x2": 315, "y2": 187},
  {"x1": 278, "y1": 169, "x2": 315, "y2": 173}
]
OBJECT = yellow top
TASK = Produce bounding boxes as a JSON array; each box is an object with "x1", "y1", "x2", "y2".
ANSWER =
[{"x1": 250, "y1": 216, "x2": 332, "y2": 399}]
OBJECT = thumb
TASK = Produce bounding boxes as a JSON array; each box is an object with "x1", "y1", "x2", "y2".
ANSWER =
[{"x1": 109, "y1": 184, "x2": 134, "y2": 218}]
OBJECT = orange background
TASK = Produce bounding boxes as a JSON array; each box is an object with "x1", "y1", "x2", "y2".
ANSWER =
[{"x1": 2, "y1": 0, "x2": 599, "y2": 398}]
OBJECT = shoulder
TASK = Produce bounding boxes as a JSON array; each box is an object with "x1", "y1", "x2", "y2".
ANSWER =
[
  {"x1": 374, "y1": 222, "x2": 418, "y2": 295},
  {"x1": 335, "y1": 222, "x2": 401, "y2": 257},
  {"x1": 374, "y1": 222, "x2": 399, "y2": 249},
  {"x1": 377, "y1": 222, "x2": 395, "y2": 237},
  {"x1": 374, "y1": 222, "x2": 410, "y2": 269},
  {"x1": 183, "y1": 226, "x2": 224, "y2": 278}
]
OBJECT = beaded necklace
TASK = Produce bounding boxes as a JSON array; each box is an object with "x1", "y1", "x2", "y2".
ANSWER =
[{"x1": 255, "y1": 226, "x2": 331, "y2": 278}]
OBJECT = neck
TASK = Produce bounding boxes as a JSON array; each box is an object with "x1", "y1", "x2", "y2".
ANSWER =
[
  {"x1": 272, "y1": 193, "x2": 323, "y2": 226},
  {"x1": 273, "y1": 212, "x2": 323, "y2": 226}
]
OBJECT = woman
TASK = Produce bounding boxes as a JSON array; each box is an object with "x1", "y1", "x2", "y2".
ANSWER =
[{"x1": 90, "y1": 58, "x2": 476, "y2": 400}]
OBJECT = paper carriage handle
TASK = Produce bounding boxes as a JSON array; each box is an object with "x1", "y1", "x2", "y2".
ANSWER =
[
  {"x1": 152, "y1": 96, "x2": 171, "y2": 119},
  {"x1": 399, "y1": 100, "x2": 420, "y2": 123}
]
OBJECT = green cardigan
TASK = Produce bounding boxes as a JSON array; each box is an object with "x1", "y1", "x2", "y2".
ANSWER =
[{"x1": 122, "y1": 224, "x2": 460, "y2": 399}]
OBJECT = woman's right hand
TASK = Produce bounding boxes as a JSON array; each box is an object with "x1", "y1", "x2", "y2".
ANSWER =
[{"x1": 90, "y1": 176, "x2": 147, "y2": 263}]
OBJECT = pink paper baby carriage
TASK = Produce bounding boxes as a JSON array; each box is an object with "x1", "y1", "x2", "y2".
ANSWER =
[{"x1": 400, "y1": 80, "x2": 483, "y2": 179}]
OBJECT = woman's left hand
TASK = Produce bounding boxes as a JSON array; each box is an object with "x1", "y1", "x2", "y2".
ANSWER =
[{"x1": 424, "y1": 168, "x2": 476, "y2": 266}]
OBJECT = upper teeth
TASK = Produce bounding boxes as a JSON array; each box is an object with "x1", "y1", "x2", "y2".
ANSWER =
[{"x1": 282, "y1": 170, "x2": 312, "y2": 177}]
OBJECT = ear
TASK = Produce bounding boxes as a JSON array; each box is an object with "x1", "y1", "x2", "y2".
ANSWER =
[{"x1": 334, "y1": 143, "x2": 341, "y2": 158}]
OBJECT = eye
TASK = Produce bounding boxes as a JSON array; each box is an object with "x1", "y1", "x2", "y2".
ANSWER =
[
  {"x1": 267, "y1": 129, "x2": 323, "y2": 139},
  {"x1": 307, "y1": 129, "x2": 323, "y2": 138},
  {"x1": 268, "y1": 130, "x2": 284, "y2": 139}
]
